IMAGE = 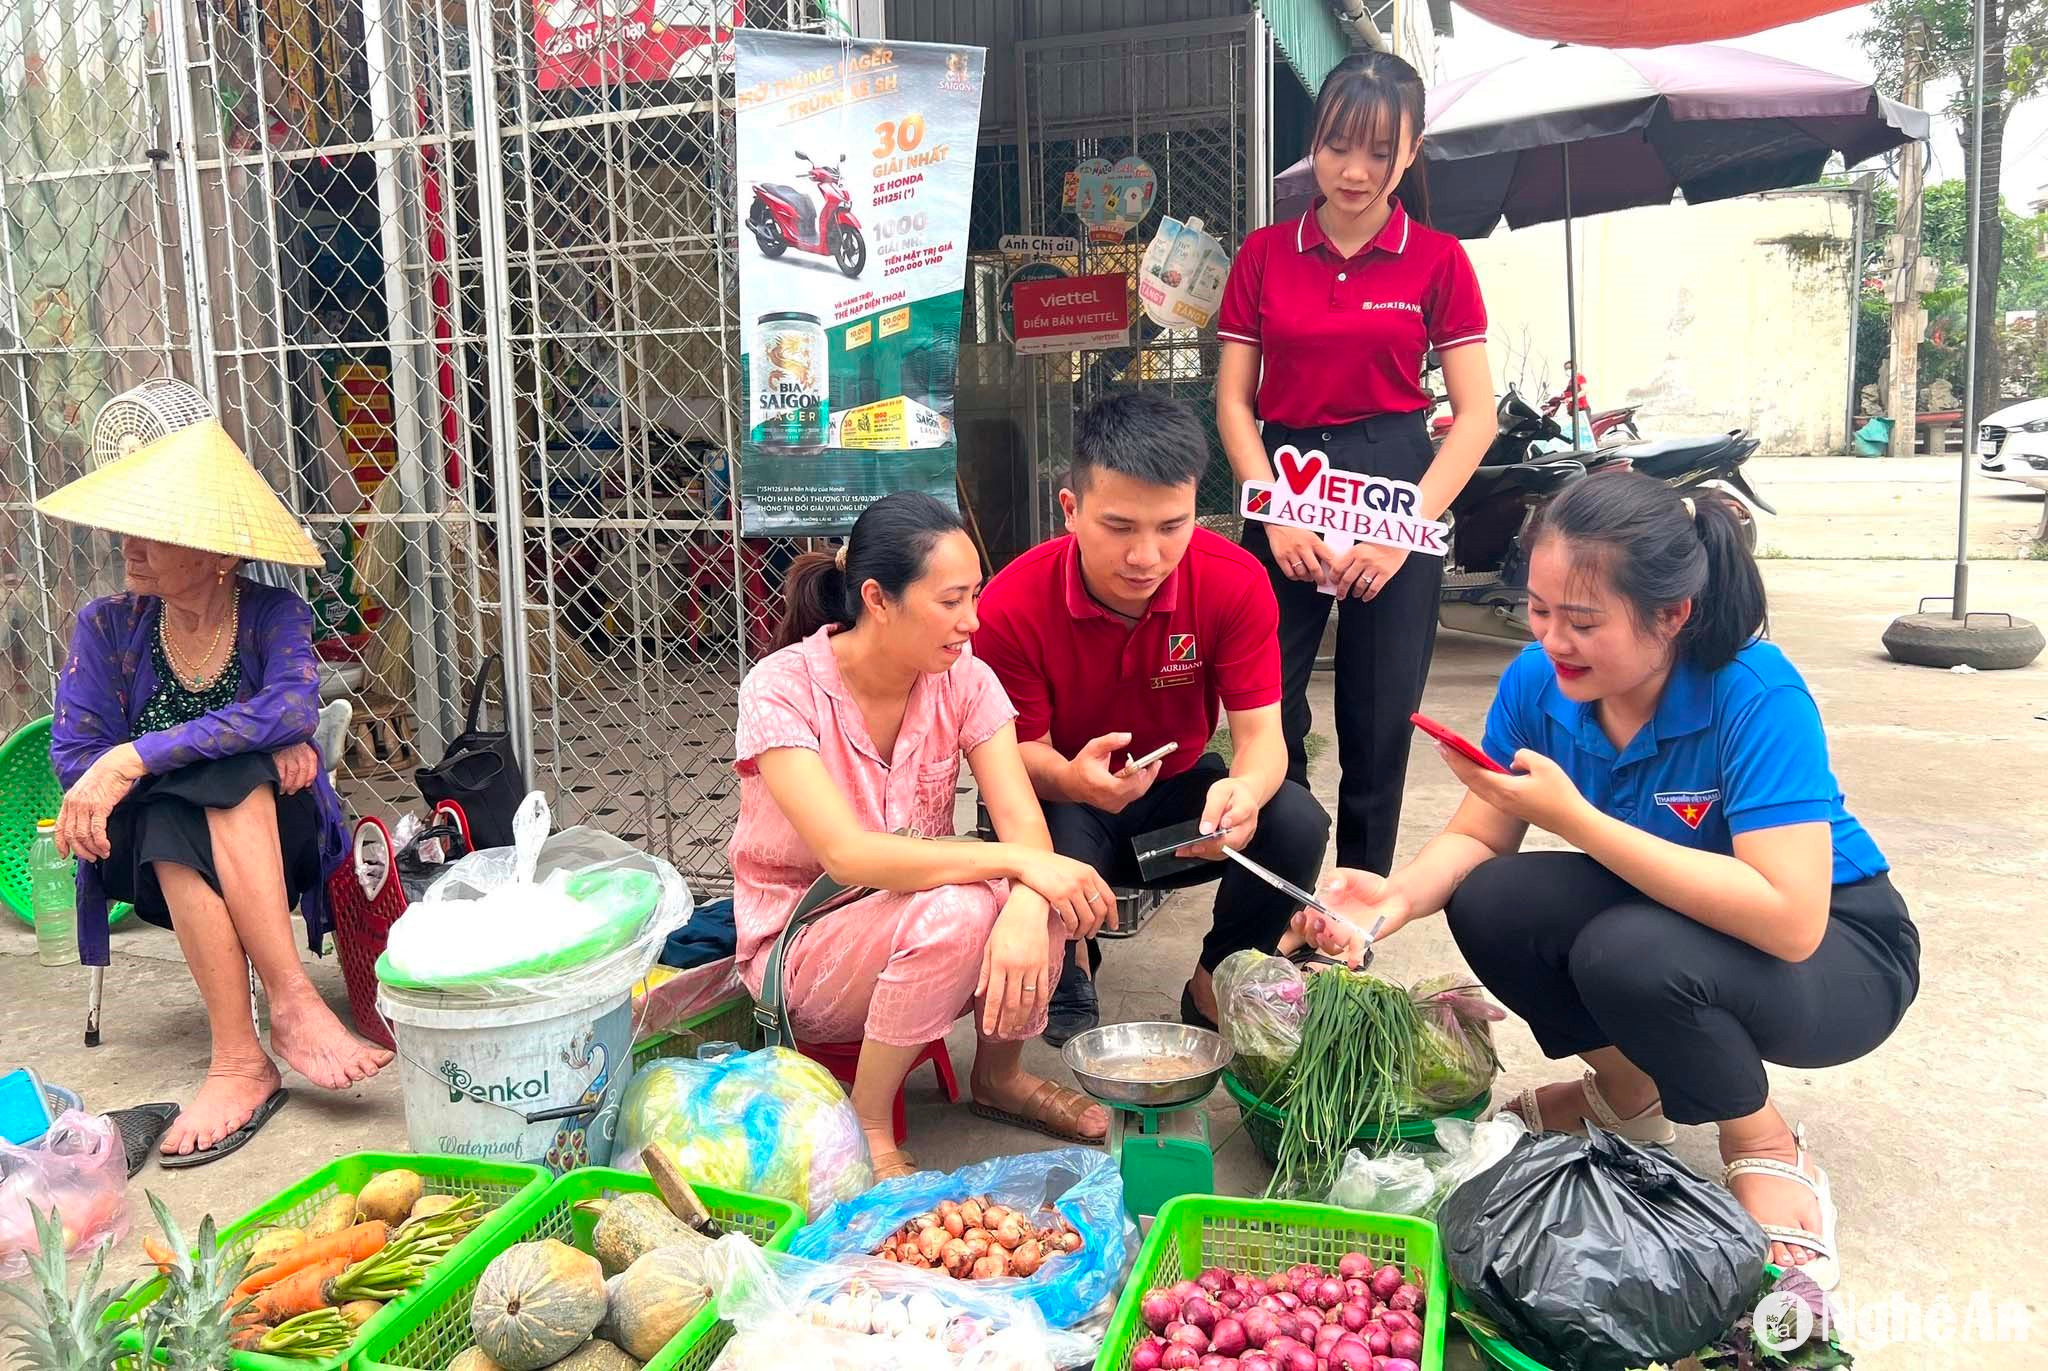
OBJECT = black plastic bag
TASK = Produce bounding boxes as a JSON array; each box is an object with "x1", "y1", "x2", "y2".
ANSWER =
[{"x1": 1439, "y1": 1125, "x2": 1767, "y2": 1371}]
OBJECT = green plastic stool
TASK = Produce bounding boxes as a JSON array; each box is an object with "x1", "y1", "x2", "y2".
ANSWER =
[{"x1": 0, "y1": 716, "x2": 134, "y2": 927}]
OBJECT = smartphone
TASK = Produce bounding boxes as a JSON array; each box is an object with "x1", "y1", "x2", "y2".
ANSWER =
[
  {"x1": 1410, "y1": 712, "x2": 1510, "y2": 774},
  {"x1": 1118, "y1": 740, "x2": 1179, "y2": 779}
]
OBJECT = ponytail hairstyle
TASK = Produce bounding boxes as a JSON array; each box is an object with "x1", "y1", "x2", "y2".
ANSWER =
[
  {"x1": 1525, "y1": 472, "x2": 1767, "y2": 670},
  {"x1": 1309, "y1": 50, "x2": 1432, "y2": 227},
  {"x1": 771, "y1": 491, "x2": 967, "y2": 651}
]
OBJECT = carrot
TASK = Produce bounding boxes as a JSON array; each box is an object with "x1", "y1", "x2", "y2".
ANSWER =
[
  {"x1": 249, "y1": 1256, "x2": 352, "y2": 1323},
  {"x1": 142, "y1": 1236, "x2": 178, "y2": 1275},
  {"x1": 234, "y1": 1221, "x2": 387, "y2": 1296},
  {"x1": 231, "y1": 1325, "x2": 272, "y2": 1352}
]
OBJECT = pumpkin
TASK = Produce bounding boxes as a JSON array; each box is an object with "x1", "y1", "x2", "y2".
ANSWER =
[
  {"x1": 547, "y1": 1339, "x2": 641, "y2": 1371},
  {"x1": 470, "y1": 1240, "x2": 608, "y2": 1371},
  {"x1": 448, "y1": 1349, "x2": 509, "y2": 1371},
  {"x1": 591, "y1": 1193, "x2": 706, "y2": 1276},
  {"x1": 610, "y1": 1245, "x2": 713, "y2": 1361}
]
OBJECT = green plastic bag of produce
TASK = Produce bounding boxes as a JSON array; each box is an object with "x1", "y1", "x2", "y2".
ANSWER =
[{"x1": 1405, "y1": 975, "x2": 1503, "y2": 1111}]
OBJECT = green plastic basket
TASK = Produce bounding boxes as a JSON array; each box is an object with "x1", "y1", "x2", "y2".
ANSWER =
[
  {"x1": 1450, "y1": 1265, "x2": 1786, "y2": 1371},
  {"x1": 0, "y1": 716, "x2": 133, "y2": 927},
  {"x1": 357, "y1": 1168, "x2": 805, "y2": 1371},
  {"x1": 111, "y1": 1152, "x2": 549, "y2": 1371},
  {"x1": 1095, "y1": 1195, "x2": 1451, "y2": 1371},
  {"x1": 1221, "y1": 1068, "x2": 1492, "y2": 1162},
  {"x1": 631, "y1": 994, "x2": 763, "y2": 1073}
]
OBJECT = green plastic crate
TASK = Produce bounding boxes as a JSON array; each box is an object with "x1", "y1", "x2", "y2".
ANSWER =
[
  {"x1": 631, "y1": 994, "x2": 761, "y2": 1073},
  {"x1": 1094, "y1": 1195, "x2": 1450, "y2": 1371},
  {"x1": 1221, "y1": 1068, "x2": 1492, "y2": 1163},
  {"x1": 112, "y1": 1152, "x2": 548, "y2": 1371},
  {"x1": 357, "y1": 1168, "x2": 804, "y2": 1371}
]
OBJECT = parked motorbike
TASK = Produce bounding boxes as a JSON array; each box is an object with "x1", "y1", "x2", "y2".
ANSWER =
[
  {"x1": 747, "y1": 151, "x2": 867, "y2": 278},
  {"x1": 1539, "y1": 373, "x2": 1642, "y2": 443},
  {"x1": 1438, "y1": 389, "x2": 1589, "y2": 641},
  {"x1": 1582, "y1": 428, "x2": 1774, "y2": 548}
]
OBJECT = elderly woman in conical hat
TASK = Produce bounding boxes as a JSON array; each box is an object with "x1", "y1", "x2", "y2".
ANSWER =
[{"x1": 38, "y1": 417, "x2": 391, "y2": 1166}]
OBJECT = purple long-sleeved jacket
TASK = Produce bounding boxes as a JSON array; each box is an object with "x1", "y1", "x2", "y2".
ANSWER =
[{"x1": 51, "y1": 579, "x2": 348, "y2": 965}]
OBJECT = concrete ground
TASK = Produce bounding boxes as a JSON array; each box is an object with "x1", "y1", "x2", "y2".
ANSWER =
[{"x1": 4, "y1": 458, "x2": 2042, "y2": 1368}]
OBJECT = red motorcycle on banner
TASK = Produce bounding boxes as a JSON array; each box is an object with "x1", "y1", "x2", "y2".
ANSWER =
[{"x1": 747, "y1": 151, "x2": 867, "y2": 278}]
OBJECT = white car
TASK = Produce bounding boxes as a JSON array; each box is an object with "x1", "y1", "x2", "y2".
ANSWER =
[{"x1": 1977, "y1": 397, "x2": 2048, "y2": 486}]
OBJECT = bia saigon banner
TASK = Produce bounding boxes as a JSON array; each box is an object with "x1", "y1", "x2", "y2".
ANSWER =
[{"x1": 734, "y1": 30, "x2": 986, "y2": 536}]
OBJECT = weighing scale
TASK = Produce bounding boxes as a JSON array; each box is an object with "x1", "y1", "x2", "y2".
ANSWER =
[{"x1": 1063, "y1": 1022, "x2": 1232, "y2": 1221}]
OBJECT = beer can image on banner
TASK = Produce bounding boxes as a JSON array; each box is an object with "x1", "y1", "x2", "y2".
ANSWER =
[{"x1": 749, "y1": 311, "x2": 829, "y2": 452}]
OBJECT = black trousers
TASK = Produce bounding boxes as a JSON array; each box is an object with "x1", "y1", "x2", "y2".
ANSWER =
[
  {"x1": 1446, "y1": 852, "x2": 1921, "y2": 1125},
  {"x1": 1043, "y1": 752, "x2": 1330, "y2": 972},
  {"x1": 1241, "y1": 412, "x2": 1443, "y2": 875}
]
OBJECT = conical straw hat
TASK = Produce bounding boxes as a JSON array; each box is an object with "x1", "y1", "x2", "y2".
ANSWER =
[{"x1": 36, "y1": 419, "x2": 323, "y2": 568}]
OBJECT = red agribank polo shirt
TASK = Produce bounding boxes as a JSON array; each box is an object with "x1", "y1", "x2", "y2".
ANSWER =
[
  {"x1": 1217, "y1": 199, "x2": 1487, "y2": 427},
  {"x1": 974, "y1": 528, "x2": 1282, "y2": 781}
]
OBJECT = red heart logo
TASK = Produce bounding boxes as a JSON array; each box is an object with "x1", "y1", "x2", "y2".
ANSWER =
[{"x1": 1276, "y1": 445, "x2": 1324, "y2": 497}]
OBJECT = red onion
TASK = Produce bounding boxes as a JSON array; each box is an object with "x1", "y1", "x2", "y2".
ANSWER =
[
  {"x1": 1275, "y1": 1292, "x2": 1301, "y2": 1312},
  {"x1": 1256, "y1": 1296, "x2": 1287, "y2": 1315},
  {"x1": 1388, "y1": 1331, "x2": 1422, "y2": 1362},
  {"x1": 1143, "y1": 1293, "x2": 1182, "y2": 1334},
  {"x1": 1268, "y1": 1271, "x2": 1293, "y2": 1295},
  {"x1": 1241, "y1": 1309, "x2": 1282, "y2": 1349},
  {"x1": 1338, "y1": 1303, "x2": 1370, "y2": 1332},
  {"x1": 1173, "y1": 1324, "x2": 1212, "y2": 1350},
  {"x1": 1133, "y1": 1339, "x2": 1167, "y2": 1371},
  {"x1": 1314, "y1": 1278, "x2": 1347, "y2": 1310},
  {"x1": 1366, "y1": 1329, "x2": 1391, "y2": 1357},
  {"x1": 1336, "y1": 1253, "x2": 1373, "y2": 1281},
  {"x1": 1199, "y1": 1268, "x2": 1233, "y2": 1294},
  {"x1": 1197, "y1": 1356, "x2": 1238, "y2": 1371},
  {"x1": 1383, "y1": 1361, "x2": 1420, "y2": 1371},
  {"x1": 1343, "y1": 1280, "x2": 1368, "y2": 1301},
  {"x1": 1249, "y1": 1279, "x2": 1272, "y2": 1299},
  {"x1": 1161, "y1": 1346, "x2": 1201, "y2": 1371},
  {"x1": 1377, "y1": 1311, "x2": 1410, "y2": 1333},
  {"x1": 1240, "y1": 1354, "x2": 1278, "y2": 1371},
  {"x1": 1210, "y1": 1317, "x2": 1249, "y2": 1358},
  {"x1": 1328, "y1": 1336, "x2": 1373, "y2": 1371},
  {"x1": 1314, "y1": 1323, "x2": 1345, "y2": 1356},
  {"x1": 1265, "y1": 1336, "x2": 1301, "y2": 1360},
  {"x1": 1184, "y1": 1297, "x2": 1221, "y2": 1333},
  {"x1": 1173, "y1": 1281, "x2": 1204, "y2": 1303},
  {"x1": 1389, "y1": 1286, "x2": 1421, "y2": 1314},
  {"x1": 1293, "y1": 1309, "x2": 1323, "y2": 1336},
  {"x1": 1218, "y1": 1291, "x2": 1246, "y2": 1311},
  {"x1": 1283, "y1": 1348, "x2": 1317, "y2": 1371},
  {"x1": 1369, "y1": 1266, "x2": 1404, "y2": 1302}
]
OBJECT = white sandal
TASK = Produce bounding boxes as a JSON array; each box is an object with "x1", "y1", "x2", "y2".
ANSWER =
[
  {"x1": 1722, "y1": 1125, "x2": 1840, "y2": 1291},
  {"x1": 1499, "y1": 1069, "x2": 1678, "y2": 1146}
]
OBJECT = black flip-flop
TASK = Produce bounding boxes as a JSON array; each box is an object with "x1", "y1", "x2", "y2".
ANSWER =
[
  {"x1": 157, "y1": 1088, "x2": 291, "y2": 1170},
  {"x1": 105, "y1": 1103, "x2": 181, "y2": 1178}
]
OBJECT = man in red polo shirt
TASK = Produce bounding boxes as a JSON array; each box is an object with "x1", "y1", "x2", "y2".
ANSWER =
[{"x1": 975, "y1": 391, "x2": 1331, "y2": 1043}]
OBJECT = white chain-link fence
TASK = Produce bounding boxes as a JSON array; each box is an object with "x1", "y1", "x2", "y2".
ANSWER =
[{"x1": 2, "y1": 0, "x2": 829, "y2": 887}]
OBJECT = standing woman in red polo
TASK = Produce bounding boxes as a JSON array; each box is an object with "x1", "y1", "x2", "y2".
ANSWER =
[{"x1": 1216, "y1": 51, "x2": 1496, "y2": 875}]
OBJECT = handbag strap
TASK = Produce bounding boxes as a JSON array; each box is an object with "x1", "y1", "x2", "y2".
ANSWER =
[
  {"x1": 749, "y1": 832, "x2": 984, "y2": 1051},
  {"x1": 461, "y1": 654, "x2": 505, "y2": 735},
  {"x1": 351, "y1": 817, "x2": 396, "y2": 897}
]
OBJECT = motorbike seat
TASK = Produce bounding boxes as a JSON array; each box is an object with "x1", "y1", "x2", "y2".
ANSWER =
[
  {"x1": 1599, "y1": 431, "x2": 1745, "y2": 474},
  {"x1": 1462, "y1": 457, "x2": 1584, "y2": 498},
  {"x1": 761, "y1": 184, "x2": 819, "y2": 240}
]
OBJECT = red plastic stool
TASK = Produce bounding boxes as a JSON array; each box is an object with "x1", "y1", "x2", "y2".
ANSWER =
[{"x1": 795, "y1": 1038, "x2": 961, "y2": 1145}]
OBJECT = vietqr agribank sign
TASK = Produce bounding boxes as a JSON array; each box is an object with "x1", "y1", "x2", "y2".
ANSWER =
[{"x1": 1240, "y1": 444, "x2": 1449, "y2": 595}]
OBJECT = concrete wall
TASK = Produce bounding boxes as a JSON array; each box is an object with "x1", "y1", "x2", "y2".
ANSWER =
[{"x1": 1464, "y1": 187, "x2": 1861, "y2": 455}]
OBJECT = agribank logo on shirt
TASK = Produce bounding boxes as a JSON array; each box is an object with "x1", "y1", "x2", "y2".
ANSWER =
[
  {"x1": 1151, "y1": 632, "x2": 1201, "y2": 688},
  {"x1": 1656, "y1": 789, "x2": 1720, "y2": 830}
]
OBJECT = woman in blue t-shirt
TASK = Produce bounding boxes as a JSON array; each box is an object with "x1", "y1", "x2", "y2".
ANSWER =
[{"x1": 1294, "y1": 472, "x2": 1918, "y2": 1289}]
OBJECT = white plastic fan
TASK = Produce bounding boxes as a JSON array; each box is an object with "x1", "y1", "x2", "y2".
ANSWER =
[{"x1": 90, "y1": 378, "x2": 216, "y2": 469}]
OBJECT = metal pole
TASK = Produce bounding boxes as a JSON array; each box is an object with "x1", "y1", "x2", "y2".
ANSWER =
[
  {"x1": 1845, "y1": 177, "x2": 1865, "y2": 450},
  {"x1": 157, "y1": 0, "x2": 221, "y2": 402},
  {"x1": 1954, "y1": 0, "x2": 1986, "y2": 618},
  {"x1": 1561, "y1": 143, "x2": 1584, "y2": 448}
]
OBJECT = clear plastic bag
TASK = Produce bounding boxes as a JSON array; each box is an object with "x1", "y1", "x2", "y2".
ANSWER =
[
  {"x1": 1429, "y1": 1113, "x2": 1526, "y2": 1213},
  {"x1": 1211, "y1": 949, "x2": 1308, "y2": 1093},
  {"x1": 787, "y1": 1148, "x2": 1134, "y2": 1331},
  {"x1": 1327, "y1": 1149, "x2": 1438, "y2": 1217},
  {"x1": 705, "y1": 1232, "x2": 1077, "y2": 1371},
  {"x1": 380, "y1": 792, "x2": 692, "y2": 999},
  {"x1": 1405, "y1": 976, "x2": 1503, "y2": 1112},
  {"x1": 0, "y1": 1110, "x2": 130, "y2": 1278},
  {"x1": 613, "y1": 1045, "x2": 873, "y2": 1219}
]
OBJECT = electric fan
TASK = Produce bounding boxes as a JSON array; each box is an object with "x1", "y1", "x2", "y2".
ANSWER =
[{"x1": 90, "y1": 378, "x2": 217, "y2": 468}]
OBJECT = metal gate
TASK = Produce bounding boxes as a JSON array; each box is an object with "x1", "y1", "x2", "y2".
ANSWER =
[
  {"x1": 1, "y1": 0, "x2": 827, "y2": 886},
  {"x1": 1012, "y1": 15, "x2": 1268, "y2": 534}
]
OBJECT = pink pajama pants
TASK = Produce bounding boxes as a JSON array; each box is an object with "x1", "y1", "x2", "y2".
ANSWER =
[{"x1": 777, "y1": 880, "x2": 1068, "y2": 1047}]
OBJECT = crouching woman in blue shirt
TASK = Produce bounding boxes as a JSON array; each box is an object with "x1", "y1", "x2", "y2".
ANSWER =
[{"x1": 1295, "y1": 472, "x2": 1917, "y2": 1290}]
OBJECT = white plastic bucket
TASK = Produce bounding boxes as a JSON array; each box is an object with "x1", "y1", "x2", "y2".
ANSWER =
[{"x1": 379, "y1": 980, "x2": 634, "y2": 1173}]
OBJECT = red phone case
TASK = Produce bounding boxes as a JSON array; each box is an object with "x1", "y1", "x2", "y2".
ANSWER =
[{"x1": 1410, "y1": 712, "x2": 1510, "y2": 773}]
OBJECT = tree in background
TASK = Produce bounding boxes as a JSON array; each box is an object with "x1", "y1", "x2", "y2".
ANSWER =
[{"x1": 1864, "y1": 0, "x2": 2048, "y2": 419}]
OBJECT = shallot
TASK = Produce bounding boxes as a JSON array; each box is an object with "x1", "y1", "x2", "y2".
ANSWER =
[
  {"x1": 1369, "y1": 1265, "x2": 1404, "y2": 1302},
  {"x1": 1161, "y1": 1346, "x2": 1202, "y2": 1371},
  {"x1": 1336, "y1": 1252, "x2": 1373, "y2": 1281},
  {"x1": 1208, "y1": 1317, "x2": 1247, "y2": 1358},
  {"x1": 1132, "y1": 1339, "x2": 1166, "y2": 1371},
  {"x1": 1143, "y1": 1292, "x2": 1181, "y2": 1334}
]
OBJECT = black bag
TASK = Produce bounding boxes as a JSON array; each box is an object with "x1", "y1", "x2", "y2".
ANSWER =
[
  {"x1": 1439, "y1": 1126, "x2": 1767, "y2": 1371},
  {"x1": 414, "y1": 655, "x2": 528, "y2": 850}
]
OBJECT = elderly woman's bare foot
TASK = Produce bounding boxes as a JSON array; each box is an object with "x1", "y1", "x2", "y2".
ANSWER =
[
  {"x1": 269, "y1": 986, "x2": 394, "y2": 1089},
  {"x1": 163, "y1": 1056, "x2": 283, "y2": 1157}
]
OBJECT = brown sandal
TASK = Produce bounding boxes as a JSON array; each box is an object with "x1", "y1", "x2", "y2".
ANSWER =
[
  {"x1": 969, "y1": 1079, "x2": 1107, "y2": 1144},
  {"x1": 871, "y1": 1147, "x2": 920, "y2": 1182}
]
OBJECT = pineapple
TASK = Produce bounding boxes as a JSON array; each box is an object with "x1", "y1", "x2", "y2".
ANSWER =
[
  {"x1": 134, "y1": 1192, "x2": 253, "y2": 1371},
  {"x1": 0, "y1": 1203, "x2": 136, "y2": 1371}
]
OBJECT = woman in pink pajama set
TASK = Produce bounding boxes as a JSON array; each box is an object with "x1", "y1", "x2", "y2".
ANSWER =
[{"x1": 730, "y1": 492, "x2": 1117, "y2": 1178}]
